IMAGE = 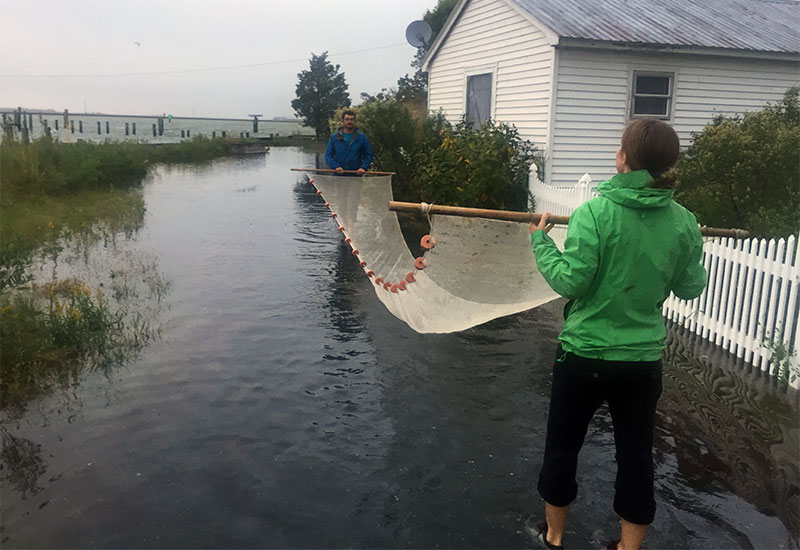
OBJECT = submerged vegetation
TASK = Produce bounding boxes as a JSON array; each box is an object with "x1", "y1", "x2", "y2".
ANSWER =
[
  {"x1": 0, "y1": 279, "x2": 160, "y2": 408},
  {"x1": 0, "y1": 135, "x2": 235, "y2": 410}
]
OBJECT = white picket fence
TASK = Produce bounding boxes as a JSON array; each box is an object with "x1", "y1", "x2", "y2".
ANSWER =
[{"x1": 529, "y1": 167, "x2": 800, "y2": 387}]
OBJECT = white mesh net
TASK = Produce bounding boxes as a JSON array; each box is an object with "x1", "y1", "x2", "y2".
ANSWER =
[{"x1": 310, "y1": 173, "x2": 564, "y2": 334}]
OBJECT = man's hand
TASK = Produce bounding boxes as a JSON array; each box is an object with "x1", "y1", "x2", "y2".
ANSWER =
[
  {"x1": 356, "y1": 168, "x2": 365, "y2": 175},
  {"x1": 335, "y1": 167, "x2": 344, "y2": 174},
  {"x1": 529, "y1": 212, "x2": 554, "y2": 235}
]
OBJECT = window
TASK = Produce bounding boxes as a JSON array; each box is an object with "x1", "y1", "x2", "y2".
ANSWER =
[
  {"x1": 466, "y1": 73, "x2": 492, "y2": 128},
  {"x1": 631, "y1": 72, "x2": 673, "y2": 119}
]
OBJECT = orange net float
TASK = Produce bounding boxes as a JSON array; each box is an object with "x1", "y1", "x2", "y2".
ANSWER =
[
  {"x1": 390, "y1": 284, "x2": 399, "y2": 293},
  {"x1": 359, "y1": 261, "x2": 367, "y2": 267},
  {"x1": 338, "y1": 226, "x2": 345, "y2": 232},
  {"x1": 351, "y1": 249, "x2": 359, "y2": 256},
  {"x1": 383, "y1": 282, "x2": 392, "y2": 291},
  {"x1": 375, "y1": 277, "x2": 384, "y2": 285},
  {"x1": 397, "y1": 281, "x2": 407, "y2": 291},
  {"x1": 420, "y1": 235, "x2": 436, "y2": 249},
  {"x1": 414, "y1": 257, "x2": 427, "y2": 270},
  {"x1": 316, "y1": 190, "x2": 322, "y2": 195},
  {"x1": 344, "y1": 237, "x2": 351, "y2": 244},
  {"x1": 324, "y1": 202, "x2": 330, "y2": 207},
  {"x1": 331, "y1": 212, "x2": 337, "y2": 218},
  {"x1": 366, "y1": 270, "x2": 375, "y2": 278},
  {"x1": 406, "y1": 272, "x2": 416, "y2": 283}
]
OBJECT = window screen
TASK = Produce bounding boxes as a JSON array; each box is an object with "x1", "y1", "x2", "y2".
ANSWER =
[
  {"x1": 466, "y1": 73, "x2": 492, "y2": 128},
  {"x1": 631, "y1": 72, "x2": 673, "y2": 118}
]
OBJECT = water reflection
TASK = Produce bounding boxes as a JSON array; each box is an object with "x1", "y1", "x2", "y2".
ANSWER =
[
  {"x1": 1, "y1": 150, "x2": 797, "y2": 549},
  {"x1": 0, "y1": 426, "x2": 46, "y2": 499},
  {"x1": 0, "y1": 223, "x2": 169, "y2": 505},
  {"x1": 659, "y1": 326, "x2": 799, "y2": 546},
  {"x1": 291, "y1": 160, "x2": 799, "y2": 546}
]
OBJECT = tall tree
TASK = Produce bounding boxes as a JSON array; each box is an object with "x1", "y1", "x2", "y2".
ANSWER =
[{"x1": 291, "y1": 52, "x2": 350, "y2": 139}]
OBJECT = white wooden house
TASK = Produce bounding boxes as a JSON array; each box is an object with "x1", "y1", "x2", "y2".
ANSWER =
[{"x1": 421, "y1": 0, "x2": 800, "y2": 186}]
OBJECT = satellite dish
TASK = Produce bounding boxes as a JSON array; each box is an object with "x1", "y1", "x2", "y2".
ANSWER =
[{"x1": 405, "y1": 20, "x2": 432, "y2": 48}]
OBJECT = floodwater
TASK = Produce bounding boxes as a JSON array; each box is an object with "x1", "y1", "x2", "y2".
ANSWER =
[{"x1": 1, "y1": 148, "x2": 797, "y2": 549}]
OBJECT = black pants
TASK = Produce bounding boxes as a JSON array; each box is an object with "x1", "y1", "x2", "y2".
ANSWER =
[{"x1": 537, "y1": 347, "x2": 662, "y2": 525}]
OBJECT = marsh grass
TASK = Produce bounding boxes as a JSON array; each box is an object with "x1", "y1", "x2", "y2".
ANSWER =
[
  {"x1": 0, "y1": 280, "x2": 157, "y2": 410},
  {"x1": 0, "y1": 134, "x2": 232, "y2": 290},
  {"x1": 0, "y1": 188, "x2": 146, "y2": 292},
  {"x1": 0, "y1": 135, "x2": 220, "y2": 411}
]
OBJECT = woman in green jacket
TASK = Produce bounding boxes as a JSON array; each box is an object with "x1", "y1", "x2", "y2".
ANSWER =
[{"x1": 528, "y1": 118, "x2": 707, "y2": 550}]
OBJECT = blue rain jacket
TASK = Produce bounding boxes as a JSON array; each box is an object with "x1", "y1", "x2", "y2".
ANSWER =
[{"x1": 325, "y1": 128, "x2": 373, "y2": 171}]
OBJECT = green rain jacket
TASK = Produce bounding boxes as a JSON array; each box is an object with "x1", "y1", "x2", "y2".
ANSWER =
[{"x1": 531, "y1": 170, "x2": 707, "y2": 361}]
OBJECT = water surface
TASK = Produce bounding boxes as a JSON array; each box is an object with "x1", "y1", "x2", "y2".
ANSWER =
[{"x1": 1, "y1": 149, "x2": 797, "y2": 548}]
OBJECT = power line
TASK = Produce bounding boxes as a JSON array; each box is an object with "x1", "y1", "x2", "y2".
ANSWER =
[{"x1": 1, "y1": 42, "x2": 409, "y2": 79}]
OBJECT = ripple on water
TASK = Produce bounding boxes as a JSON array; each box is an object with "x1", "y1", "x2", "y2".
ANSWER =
[{"x1": 1, "y1": 149, "x2": 797, "y2": 549}]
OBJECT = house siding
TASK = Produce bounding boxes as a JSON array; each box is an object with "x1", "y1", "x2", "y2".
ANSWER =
[
  {"x1": 550, "y1": 48, "x2": 800, "y2": 186},
  {"x1": 427, "y1": 0, "x2": 555, "y2": 149}
]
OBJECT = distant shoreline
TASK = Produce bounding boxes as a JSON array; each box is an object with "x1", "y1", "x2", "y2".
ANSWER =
[{"x1": 0, "y1": 108, "x2": 300, "y2": 123}]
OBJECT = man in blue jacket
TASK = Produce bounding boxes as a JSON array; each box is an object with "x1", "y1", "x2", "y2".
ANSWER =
[{"x1": 325, "y1": 110, "x2": 373, "y2": 175}]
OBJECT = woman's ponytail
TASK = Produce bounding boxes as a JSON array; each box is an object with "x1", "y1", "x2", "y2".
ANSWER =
[{"x1": 620, "y1": 119, "x2": 680, "y2": 188}]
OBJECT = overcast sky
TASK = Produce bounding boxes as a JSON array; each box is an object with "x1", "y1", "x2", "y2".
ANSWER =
[{"x1": 0, "y1": 0, "x2": 435, "y2": 118}]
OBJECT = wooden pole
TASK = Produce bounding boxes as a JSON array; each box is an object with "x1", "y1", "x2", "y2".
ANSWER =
[
  {"x1": 388, "y1": 201, "x2": 749, "y2": 239},
  {"x1": 389, "y1": 201, "x2": 569, "y2": 225},
  {"x1": 291, "y1": 167, "x2": 395, "y2": 176}
]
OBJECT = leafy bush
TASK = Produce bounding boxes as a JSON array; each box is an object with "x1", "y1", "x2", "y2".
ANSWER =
[
  {"x1": 333, "y1": 94, "x2": 538, "y2": 212},
  {"x1": 673, "y1": 87, "x2": 799, "y2": 239},
  {"x1": 411, "y1": 117, "x2": 537, "y2": 210}
]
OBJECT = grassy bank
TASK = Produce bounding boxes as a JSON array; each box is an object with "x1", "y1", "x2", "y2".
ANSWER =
[
  {"x1": 0, "y1": 135, "x2": 232, "y2": 197},
  {"x1": 0, "y1": 136, "x2": 228, "y2": 411},
  {"x1": 0, "y1": 135, "x2": 235, "y2": 289}
]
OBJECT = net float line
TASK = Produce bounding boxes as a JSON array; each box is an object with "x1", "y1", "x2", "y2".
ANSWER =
[
  {"x1": 388, "y1": 201, "x2": 749, "y2": 239},
  {"x1": 291, "y1": 167, "x2": 396, "y2": 176}
]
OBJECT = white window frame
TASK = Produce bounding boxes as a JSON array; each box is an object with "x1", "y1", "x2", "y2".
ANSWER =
[
  {"x1": 629, "y1": 70, "x2": 675, "y2": 120},
  {"x1": 463, "y1": 64, "x2": 498, "y2": 126}
]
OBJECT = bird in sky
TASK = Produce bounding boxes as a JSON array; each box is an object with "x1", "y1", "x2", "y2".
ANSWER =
[{"x1": 133, "y1": 41, "x2": 141, "y2": 47}]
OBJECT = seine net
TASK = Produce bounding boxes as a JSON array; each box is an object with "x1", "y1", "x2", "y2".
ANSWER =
[{"x1": 310, "y1": 173, "x2": 564, "y2": 334}]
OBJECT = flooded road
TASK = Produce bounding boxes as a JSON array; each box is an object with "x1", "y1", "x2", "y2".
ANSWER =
[{"x1": 1, "y1": 148, "x2": 797, "y2": 548}]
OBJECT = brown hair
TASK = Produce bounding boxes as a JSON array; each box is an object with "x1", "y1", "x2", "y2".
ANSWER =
[
  {"x1": 620, "y1": 118, "x2": 680, "y2": 188},
  {"x1": 342, "y1": 110, "x2": 356, "y2": 120}
]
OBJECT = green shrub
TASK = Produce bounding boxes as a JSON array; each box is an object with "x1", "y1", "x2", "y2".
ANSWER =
[
  {"x1": 673, "y1": 87, "x2": 800, "y2": 239},
  {"x1": 336, "y1": 94, "x2": 538, "y2": 212},
  {"x1": 411, "y1": 117, "x2": 537, "y2": 210}
]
